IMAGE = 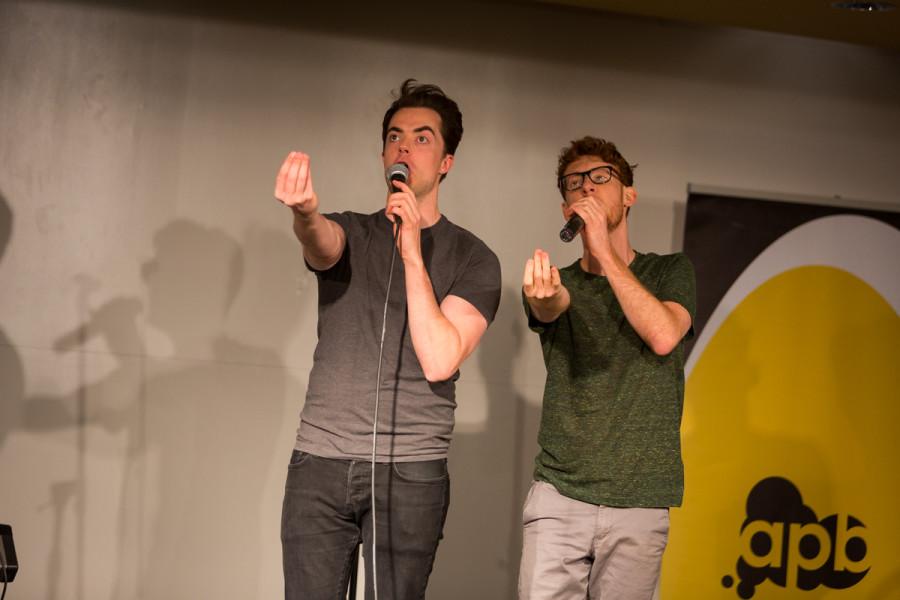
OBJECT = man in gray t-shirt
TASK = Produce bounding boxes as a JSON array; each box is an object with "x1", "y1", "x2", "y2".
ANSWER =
[{"x1": 273, "y1": 80, "x2": 501, "y2": 600}]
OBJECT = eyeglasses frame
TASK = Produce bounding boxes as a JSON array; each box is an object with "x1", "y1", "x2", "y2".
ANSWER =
[{"x1": 557, "y1": 165, "x2": 622, "y2": 192}]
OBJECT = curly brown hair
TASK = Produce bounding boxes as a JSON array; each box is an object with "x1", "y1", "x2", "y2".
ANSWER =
[{"x1": 556, "y1": 137, "x2": 636, "y2": 198}]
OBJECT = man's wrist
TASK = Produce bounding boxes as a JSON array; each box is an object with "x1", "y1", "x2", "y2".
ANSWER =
[
  {"x1": 402, "y1": 253, "x2": 425, "y2": 271},
  {"x1": 529, "y1": 289, "x2": 562, "y2": 311},
  {"x1": 528, "y1": 296, "x2": 563, "y2": 323},
  {"x1": 589, "y1": 240, "x2": 615, "y2": 264},
  {"x1": 292, "y1": 206, "x2": 319, "y2": 225}
]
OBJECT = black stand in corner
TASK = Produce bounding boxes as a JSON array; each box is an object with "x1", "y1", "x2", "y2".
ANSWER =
[{"x1": 0, "y1": 523, "x2": 18, "y2": 600}]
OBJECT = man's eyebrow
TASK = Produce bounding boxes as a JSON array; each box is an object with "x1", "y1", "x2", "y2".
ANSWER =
[{"x1": 387, "y1": 125, "x2": 436, "y2": 135}]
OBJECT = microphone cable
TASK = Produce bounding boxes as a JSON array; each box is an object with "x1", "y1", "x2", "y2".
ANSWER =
[{"x1": 369, "y1": 216, "x2": 402, "y2": 600}]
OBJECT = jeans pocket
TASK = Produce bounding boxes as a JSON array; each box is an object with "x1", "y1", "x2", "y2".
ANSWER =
[
  {"x1": 287, "y1": 449, "x2": 310, "y2": 469},
  {"x1": 392, "y1": 459, "x2": 448, "y2": 483}
]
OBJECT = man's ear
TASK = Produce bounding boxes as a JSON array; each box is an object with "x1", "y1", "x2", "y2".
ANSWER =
[
  {"x1": 440, "y1": 154, "x2": 454, "y2": 175},
  {"x1": 624, "y1": 186, "x2": 637, "y2": 209}
]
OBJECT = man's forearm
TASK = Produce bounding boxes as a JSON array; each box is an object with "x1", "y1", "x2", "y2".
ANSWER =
[
  {"x1": 293, "y1": 210, "x2": 345, "y2": 270},
  {"x1": 602, "y1": 253, "x2": 688, "y2": 355},
  {"x1": 403, "y1": 260, "x2": 468, "y2": 382}
]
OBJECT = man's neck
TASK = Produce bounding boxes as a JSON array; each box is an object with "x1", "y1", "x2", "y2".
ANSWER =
[
  {"x1": 581, "y1": 224, "x2": 634, "y2": 276},
  {"x1": 418, "y1": 194, "x2": 441, "y2": 228}
]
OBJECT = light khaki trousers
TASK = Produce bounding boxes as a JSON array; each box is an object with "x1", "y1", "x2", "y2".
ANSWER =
[{"x1": 519, "y1": 481, "x2": 669, "y2": 600}]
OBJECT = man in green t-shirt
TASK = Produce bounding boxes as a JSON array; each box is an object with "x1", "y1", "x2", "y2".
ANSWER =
[{"x1": 519, "y1": 136, "x2": 696, "y2": 600}]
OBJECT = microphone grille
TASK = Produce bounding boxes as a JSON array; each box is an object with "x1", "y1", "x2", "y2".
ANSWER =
[{"x1": 386, "y1": 162, "x2": 409, "y2": 183}]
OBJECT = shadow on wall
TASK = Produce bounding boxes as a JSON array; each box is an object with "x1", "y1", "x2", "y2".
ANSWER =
[
  {"x1": 0, "y1": 191, "x2": 25, "y2": 450},
  {"x1": 434, "y1": 285, "x2": 541, "y2": 599},
  {"x1": 19, "y1": 219, "x2": 304, "y2": 600}
]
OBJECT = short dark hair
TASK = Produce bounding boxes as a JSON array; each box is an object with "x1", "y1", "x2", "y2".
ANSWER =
[
  {"x1": 382, "y1": 79, "x2": 463, "y2": 167},
  {"x1": 556, "y1": 136, "x2": 636, "y2": 198}
]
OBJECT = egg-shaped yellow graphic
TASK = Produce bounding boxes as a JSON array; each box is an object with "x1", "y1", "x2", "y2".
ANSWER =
[{"x1": 661, "y1": 266, "x2": 900, "y2": 599}]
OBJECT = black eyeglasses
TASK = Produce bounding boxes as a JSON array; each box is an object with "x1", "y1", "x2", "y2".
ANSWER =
[{"x1": 558, "y1": 165, "x2": 620, "y2": 192}]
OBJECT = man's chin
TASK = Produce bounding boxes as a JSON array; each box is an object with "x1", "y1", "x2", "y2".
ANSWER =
[{"x1": 607, "y1": 211, "x2": 625, "y2": 231}]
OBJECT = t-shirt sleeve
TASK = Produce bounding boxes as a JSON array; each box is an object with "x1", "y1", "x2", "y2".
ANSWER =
[
  {"x1": 303, "y1": 211, "x2": 351, "y2": 274},
  {"x1": 449, "y1": 240, "x2": 502, "y2": 325},
  {"x1": 657, "y1": 253, "x2": 697, "y2": 340}
]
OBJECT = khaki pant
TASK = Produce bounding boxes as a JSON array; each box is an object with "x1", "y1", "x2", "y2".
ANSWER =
[{"x1": 519, "y1": 481, "x2": 669, "y2": 600}]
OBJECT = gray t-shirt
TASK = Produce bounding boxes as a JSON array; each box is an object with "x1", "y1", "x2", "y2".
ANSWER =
[{"x1": 296, "y1": 210, "x2": 502, "y2": 461}]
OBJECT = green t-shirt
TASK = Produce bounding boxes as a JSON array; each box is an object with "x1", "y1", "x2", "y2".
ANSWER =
[{"x1": 525, "y1": 252, "x2": 696, "y2": 508}]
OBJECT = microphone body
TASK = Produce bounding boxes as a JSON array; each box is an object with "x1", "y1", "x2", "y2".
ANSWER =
[
  {"x1": 385, "y1": 163, "x2": 409, "y2": 225},
  {"x1": 559, "y1": 215, "x2": 584, "y2": 243}
]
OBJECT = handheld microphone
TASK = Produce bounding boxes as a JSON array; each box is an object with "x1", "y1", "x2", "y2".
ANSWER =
[
  {"x1": 386, "y1": 162, "x2": 409, "y2": 192},
  {"x1": 385, "y1": 163, "x2": 409, "y2": 225},
  {"x1": 559, "y1": 214, "x2": 584, "y2": 243}
]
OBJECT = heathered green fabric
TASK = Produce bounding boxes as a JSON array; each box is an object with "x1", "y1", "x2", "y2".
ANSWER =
[{"x1": 525, "y1": 252, "x2": 696, "y2": 508}]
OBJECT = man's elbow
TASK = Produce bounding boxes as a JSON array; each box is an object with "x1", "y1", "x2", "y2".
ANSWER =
[
  {"x1": 648, "y1": 311, "x2": 692, "y2": 356},
  {"x1": 422, "y1": 363, "x2": 459, "y2": 383},
  {"x1": 648, "y1": 332, "x2": 682, "y2": 356},
  {"x1": 421, "y1": 350, "x2": 464, "y2": 382}
]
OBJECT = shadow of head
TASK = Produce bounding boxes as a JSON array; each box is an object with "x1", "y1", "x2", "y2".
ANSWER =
[{"x1": 140, "y1": 220, "x2": 243, "y2": 335}]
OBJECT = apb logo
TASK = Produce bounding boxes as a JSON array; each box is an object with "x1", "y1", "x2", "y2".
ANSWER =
[{"x1": 722, "y1": 477, "x2": 869, "y2": 598}]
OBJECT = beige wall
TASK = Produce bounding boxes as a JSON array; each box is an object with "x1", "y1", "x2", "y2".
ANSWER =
[{"x1": 1, "y1": 1, "x2": 898, "y2": 598}]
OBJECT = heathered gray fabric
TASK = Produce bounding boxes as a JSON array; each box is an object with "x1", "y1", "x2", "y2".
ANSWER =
[
  {"x1": 525, "y1": 252, "x2": 696, "y2": 507},
  {"x1": 295, "y1": 210, "x2": 501, "y2": 461}
]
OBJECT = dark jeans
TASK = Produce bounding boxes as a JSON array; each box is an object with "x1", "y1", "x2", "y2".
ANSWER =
[{"x1": 281, "y1": 450, "x2": 450, "y2": 600}]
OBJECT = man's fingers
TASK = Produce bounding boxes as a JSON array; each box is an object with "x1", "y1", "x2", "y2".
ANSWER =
[
  {"x1": 532, "y1": 250, "x2": 544, "y2": 287},
  {"x1": 285, "y1": 154, "x2": 302, "y2": 194},
  {"x1": 386, "y1": 183, "x2": 420, "y2": 224},
  {"x1": 521, "y1": 250, "x2": 561, "y2": 300},
  {"x1": 393, "y1": 180, "x2": 412, "y2": 193},
  {"x1": 275, "y1": 152, "x2": 318, "y2": 214},
  {"x1": 570, "y1": 203, "x2": 587, "y2": 222},
  {"x1": 275, "y1": 151, "x2": 295, "y2": 197},
  {"x1": 387, "y1": 200, "x2": 409, "y2": 224},
  {"x1": 540, "y1": 251, "x2": 552, "y2": 285},
  {"x1": 297, "y1": 154, "x2": 311, "y2": 196},
  {"x1": 523, "y1": 258, "x2": 535, "y2": 291}
]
